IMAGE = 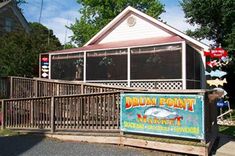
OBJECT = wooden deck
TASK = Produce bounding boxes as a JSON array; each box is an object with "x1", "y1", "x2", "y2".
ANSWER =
[{"x1": 0, "y1": 76, "x2": 219, "y2": 156}]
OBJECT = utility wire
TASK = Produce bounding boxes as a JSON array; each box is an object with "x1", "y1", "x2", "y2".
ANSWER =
[
  {"x1": 39, "y1": 0, "x2": 43, "y2": 23},
  {"x1": 64, "y1": 17, "x2": 70, "y2": 49}
]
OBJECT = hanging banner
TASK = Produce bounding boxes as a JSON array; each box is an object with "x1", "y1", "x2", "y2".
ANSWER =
[{"x1": 120, "y1": 93, "x2": 205, "y2": 140}]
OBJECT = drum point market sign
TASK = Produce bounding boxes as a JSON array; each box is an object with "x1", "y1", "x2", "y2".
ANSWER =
[{"x1": 120, "y1": 93, "x2": 205, "y2": 140}]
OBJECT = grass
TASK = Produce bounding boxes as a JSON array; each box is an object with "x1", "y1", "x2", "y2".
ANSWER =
[
  {"x1": 219, "y1": 110, "x2": 235, "y2": 137},
  {"x1": 0, "y1": 129, "x2": 19, "y2": 137},
  {"x1": 125, "y1": 134, "x2": 205, "y2": 146},
  {"x1": 219, "y1": 125, "x2": 235, "y2": 137}
]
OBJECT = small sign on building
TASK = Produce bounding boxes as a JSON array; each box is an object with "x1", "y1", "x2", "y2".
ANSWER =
[
  {"x1": 40, "y1": 54, "x2": 49, "y2": 78},
  {"x1": 204, "y1": 47, "x2": 228, "y2": 58}
]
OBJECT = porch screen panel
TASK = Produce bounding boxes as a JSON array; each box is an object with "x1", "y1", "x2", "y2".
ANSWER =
[
  {"x1": 186, "y1": 45, "x2": 201, "y2": 80},
  {"x1": 131, "y1": 44, "x2": 182, "y2": 79},
  {"x1": 51, "y1": 53, "x2": 84, "y2": 80},
  {"x1": 86, "y1": 49, "x2": 127, "y2": 80}
]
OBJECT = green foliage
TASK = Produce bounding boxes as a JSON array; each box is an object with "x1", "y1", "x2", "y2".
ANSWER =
[
  {"x1": 0, "y1": 129, "x2": 19, "y2": 136},
  {"x1": 181, "y1": 0, "x2": 235, "y2": 104},
  {"x1": 219, "y1": 111, "x2": 235, "y2": 136},
  {"x1": 219, "y1": 125, "x2": 235, "y2": 137},
  {"x1": 0, "y1": 22, "x2": 62, "y2": 77},
  {"x1": 15, "y1": 0, "x2": 26, "y2": 5},
  {"x1": 63, "y1": 43, "x2": 77, "y2": 49},
  {"x1": 181, "y1": 0, "x2": 235, "y2": 48},
  {"x1": 29, "y1": 22, "x2": 62, "y2": 52},
  {"x1": 70, "y1": 0, "x2": 164, "y2": 46}
]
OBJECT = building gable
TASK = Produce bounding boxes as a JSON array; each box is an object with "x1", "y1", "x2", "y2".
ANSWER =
[
  {"x1": 97, "y1": 12, "x2": 173, "y2": 44},
  {"x1": 85, "y1": 6, "x2": 209, "y2": 51},
  {"x1": 0, "y1": 0, "x2": 30, "y2": 34}
]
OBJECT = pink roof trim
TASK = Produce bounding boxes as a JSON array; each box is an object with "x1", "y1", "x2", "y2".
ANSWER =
[{"x1": 46, "y1": 36, "x2": 183, "y2": 54}]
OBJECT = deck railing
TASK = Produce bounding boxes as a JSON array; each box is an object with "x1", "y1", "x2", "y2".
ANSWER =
[
  {"x1": 1, "y1": 92, "x2": 120, "y2": 132},
  {"x1": 0, "y1": 76, "x2": 143, "y2": 99}
]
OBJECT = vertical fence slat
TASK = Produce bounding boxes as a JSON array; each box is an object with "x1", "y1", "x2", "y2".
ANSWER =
[
  {"x1": 112, "y1": 94, "x2": 115, "y2": 129},
  {"x1": 87, "y1": 96, "x2": 90, "y2": 129},
  {"x1": 51, "y1": 97, "x2": 55, "y2": 133},
  {"x1": 60, "y1": 97, "x2": 62, "y2": 129},
  {"x1": 10, "y1": 77, "x2": 13, "y2": 98},
  {"x1": 116, "y1": 94, "x2": 120, "y2": 129},
  {"x1": 95, "y1": 96, "x2": 98, "y2": 129},
  {"x1": 10, "y1": 101, "x2": 12, "y2": 127},
  {"x1": 1, "y1": 100, "x2": 5, "y2": 129},
  {"x1": 108, "y1": 94, "x2": 110, "y2": 129},
  {"x1": 80, "y1": 96, "x2": 83, "y2": 129},
  {"x1": 103, "y1": 95, "x2": 106, "y2": 129}
]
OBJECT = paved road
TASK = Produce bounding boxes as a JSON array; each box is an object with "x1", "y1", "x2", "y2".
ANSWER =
[
  {"x1": 214, "y1": 134, "x2": 235, "y2": 156},
  {"x1": 0, "y1": 135, "x2": 181, "y2": 156}
]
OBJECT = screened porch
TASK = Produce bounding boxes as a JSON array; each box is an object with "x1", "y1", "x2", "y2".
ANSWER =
[{"x1": 46, "y1": 42, "x2": 203, "y2": 90}]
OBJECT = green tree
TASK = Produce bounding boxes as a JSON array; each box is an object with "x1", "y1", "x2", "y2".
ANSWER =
[
  {"x1": 181, "y1": 0, "x2": 235, "y2": 103},
  {"x1": 63, "y1": 43, "x2": 77, "y2": 49},
  {"x1": 181, "y1": 0, "x2": 235, "y2": 49},
  {"x1": 0, "y1": 0, "x2": 26, "y2": 5},
  {"x1": 0, "y1": 22, "x2": 62, "y2": 77},
  {"x1": 70, "y1": 0, "x2": 164, "y2": 46},
  {"x1": 29, "y1": 22, "x2": 62, "y2": 52}
]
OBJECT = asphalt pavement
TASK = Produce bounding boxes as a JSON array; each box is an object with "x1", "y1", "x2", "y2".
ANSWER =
[
  {"x1": 213, "y1": 134, "x2": 235, "y2": 156},
  {"x1": 0, "y1": 135, "x2": 181, "y2": 156}
]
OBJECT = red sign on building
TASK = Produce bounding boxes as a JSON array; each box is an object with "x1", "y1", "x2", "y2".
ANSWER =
[{"x1": 204, "y1": 47, "x2": 228, "y2": 58}]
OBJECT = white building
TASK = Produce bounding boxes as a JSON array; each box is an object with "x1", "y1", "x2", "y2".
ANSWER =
[{"x1": 40, "y1": 6, "x2": 209, "y2": 90}]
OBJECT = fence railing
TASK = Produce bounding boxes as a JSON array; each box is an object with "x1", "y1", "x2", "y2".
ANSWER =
[
  {"x1": 0, "y1": 76, "x2": 143, "y2": 99},
  {"x1": 1, "y1": 92, "x2": 120, "y2": 132},
  {"x1": 0, "y1": 89, "x2": 220, "y2": 145}
]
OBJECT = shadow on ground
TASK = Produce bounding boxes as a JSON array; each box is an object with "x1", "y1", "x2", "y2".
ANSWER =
[
  {"x1": 0, "y1": 135, "x2": 45, "y2": 156},
  {"x1": 211, "y1": 133, "x2": 235, "y2": 155}
]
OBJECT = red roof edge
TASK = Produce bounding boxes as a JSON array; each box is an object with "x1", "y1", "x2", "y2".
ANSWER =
[{"x1": 45, "y1": 36, "x2": 184, "y2": 54}]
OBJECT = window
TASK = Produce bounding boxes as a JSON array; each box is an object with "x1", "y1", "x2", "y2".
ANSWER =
[
  {"x1": 5, "y1": 18, "x2": 13, "y2": 32},
  {"x1": 131, "y1": 44, "x2": 182, "y2": 79},
  {"x1": 51, "y1": 53, "x2": 84, "y2": 80},
  {"x1": 186, "y1": 45, "x2": 201, "y2": 80},
  {"x1": 86, "y1": 49, "x2": 127, "y2": 80}
]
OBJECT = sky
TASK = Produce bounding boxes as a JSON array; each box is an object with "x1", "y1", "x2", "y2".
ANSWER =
[{"x1": 21, "y1": 0, "x2": 202, "y2": 45}]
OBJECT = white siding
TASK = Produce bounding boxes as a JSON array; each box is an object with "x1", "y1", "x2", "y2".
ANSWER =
[{"x1": 98, "y1": 13, "x2": 172, "y2": 44}]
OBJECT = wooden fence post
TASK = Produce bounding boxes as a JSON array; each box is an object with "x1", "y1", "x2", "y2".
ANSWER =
[
  {"x1": 34, "y1": 80, "x2": 38, "y2": 97},
  {"x1": 51, "y1": 97, "x2": 55, "y2": 133},
  {"x1": 30, "y1": 101, "x2": 34, "y2": 126},
  {"x1": 9, "y1": 77, "x2": 13, "y2": 98},
  {"x1": 56, "y1": 84, "x2": 59, "y2": 96},
  {"x1": 1, "y1": 100, "x2": 5, "y2": 130},
  {"x1": 81, "y1": 84, "x2": 84, "y2": 94}
]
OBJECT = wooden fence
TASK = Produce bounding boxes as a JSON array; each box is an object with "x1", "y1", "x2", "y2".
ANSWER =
[
  {"x1": 1, "y1": 92, "x2": 120, "y2": 132},
  {"x1": 1, "y1": 76, "x2": 142, "y2": 99},
  {"x1": 0, "y1": 77, "x2": 10, "y2": 99}
]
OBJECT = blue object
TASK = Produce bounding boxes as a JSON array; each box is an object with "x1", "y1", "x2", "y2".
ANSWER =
[
  {"x1": 205, "y1": 69, "x2": 227, "y2": 78},
  {"x1": 217, "y1": 99, "x2": 229, "y2": 108},
  {"x1": 41, "y1": 62, "x2": 49, "y2": 65}
]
